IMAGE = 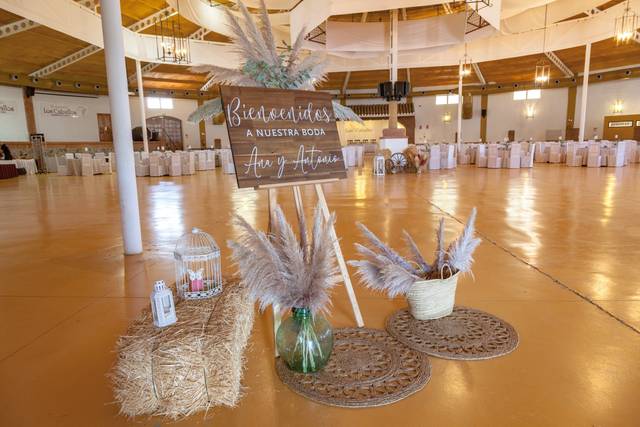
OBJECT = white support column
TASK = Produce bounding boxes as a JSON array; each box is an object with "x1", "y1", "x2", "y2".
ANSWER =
[
  {"x1": 388, "y1": 9, "x2": 399, "y2": 129},
  {"x1": 457, "y1": 60, "x2": 464, "y2": 148},
  {"x1": 135, "y1": 60, "x2": 149, "y2": 154},
  {"x1": 578, "y1": 43, "x2": 591, "y2": 143},
  {"x1": 101, "y1": 0, "x2": 143, "y2": 255}
]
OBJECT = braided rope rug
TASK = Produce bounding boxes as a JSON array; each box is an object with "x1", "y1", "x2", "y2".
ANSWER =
[
  {"x1": 275, "y1": 327, "x2": 431, "y2": 408},
  {"x1": 386, "y1": 307, "x2": 519, "y2": 360}
]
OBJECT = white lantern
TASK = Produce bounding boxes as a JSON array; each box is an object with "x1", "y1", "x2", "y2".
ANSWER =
[
  {"x1": 174, "y1": 227, "x2": 223, "y2": 300},
  {"x1": 150, "y1": 280, "x2": 177, "y2": 328},
  {"x1": 373, "y1": 155, "x2": 385, "y2": 176}
]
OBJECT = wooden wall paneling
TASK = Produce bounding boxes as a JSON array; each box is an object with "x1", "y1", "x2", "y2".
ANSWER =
[
  {"x1": 97, "y1": 113, "x2": 112, "y2": 142},
  {"x1": 566, "y1": 85, "x2": 577, "y2": 132},
  {"x1": 22, "y1": 87, "x2": 37, "y2": 135},
  {"x1": 462, "y1": 92, "x2": 473, "y2": 119},
  {"x1": 480, "y1": 94, "x2": 488, "y2": 142},
  {"x1": 603, "y1": 114, "x2": 640, "y2": 140},
  {"x1": 197, "y1": 98, "x2": 206, "y2": 148},
  {"x1": 398, "y1": 116, "x2": 415, "y2": 145}
]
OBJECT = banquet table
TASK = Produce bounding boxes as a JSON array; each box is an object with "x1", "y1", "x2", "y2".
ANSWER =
[{"x1": 0, "y1": 159, "x2": 38, "y2": 175}]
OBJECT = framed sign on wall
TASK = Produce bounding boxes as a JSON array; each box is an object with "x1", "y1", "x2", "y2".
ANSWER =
[{"x1": 220, "y1": 86, "x2": 347, "y2": 189}]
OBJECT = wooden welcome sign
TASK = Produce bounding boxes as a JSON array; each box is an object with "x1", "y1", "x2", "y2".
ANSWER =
[{"x1": 220, "y1": 86, "x2": 347, "y2": 189}]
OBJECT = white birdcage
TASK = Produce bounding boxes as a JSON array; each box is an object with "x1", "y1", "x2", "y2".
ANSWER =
[{"x1": 174, "y1": 227, "x2": 223, "y2": 300}]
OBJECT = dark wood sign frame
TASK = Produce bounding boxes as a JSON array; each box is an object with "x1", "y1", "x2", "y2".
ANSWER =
[{"x1": 220, "y1": 86, "x2": 347, "y2": 189}]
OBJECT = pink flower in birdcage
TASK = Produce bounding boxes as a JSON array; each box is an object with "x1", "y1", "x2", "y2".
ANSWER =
[
  {"x1": 188, "y1": 268, "x2": 205, "y2": 292},
  {"x1": 174, "y1": 228, "x2": 222, "y2": 300}
]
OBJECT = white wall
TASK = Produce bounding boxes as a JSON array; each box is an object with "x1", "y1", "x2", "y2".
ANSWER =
[
  {"x1": 204, "y1": 122, "x2": 230, "y2": 148},
  {"x1": 486, "y1": 87, "x2": 568, "y2": 142},
  {"x1": 575, "y1": 78, "x2": 640, "y2": 139},
  {"x1": 33, "y1": 93, "x2": 110, "y2": 142},
  {"x1": 413, "y1": 95, "x2": 481, "y2": 143},
  {"x1": 128, "y1": 97, "x2": 201, "y2": 149},
  {"x1": 0, "y1": 85, "x2": 28, "y2": 141}
]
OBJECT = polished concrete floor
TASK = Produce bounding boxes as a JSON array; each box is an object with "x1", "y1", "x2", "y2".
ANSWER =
[{"x1": 1, "y1": 163, "x2": 639, "y2": 426}]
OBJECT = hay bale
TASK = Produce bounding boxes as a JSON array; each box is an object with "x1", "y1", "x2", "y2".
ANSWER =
[{"x1": 110, "y1": 280, "x2": 254, "y2": 419}]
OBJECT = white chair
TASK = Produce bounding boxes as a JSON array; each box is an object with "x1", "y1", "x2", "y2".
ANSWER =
[
  {"x1": 56, "y1": 156, "x2": 69, "y2": 176},
  {"x1": 80, "y1": 154, "x2": 93, "y2": 176}
]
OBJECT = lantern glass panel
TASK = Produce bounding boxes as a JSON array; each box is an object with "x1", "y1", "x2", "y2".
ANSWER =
[{"x1": 174, "y1": 227, "x2": 223, "y2": 300}]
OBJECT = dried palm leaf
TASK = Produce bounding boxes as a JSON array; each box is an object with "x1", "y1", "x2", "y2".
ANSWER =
[
  {"x1": 356, "y1": 223, "x2": 417, "y2": 274},
  {"x1": 402, "y1": 230, "x2": 432, "y2": 274},
  {"x1": 187, "y1": 98, "x2": 222, "y2": 123},
  {"x1": 446, "y1": 208, "x2": 481, "y2": 274},
  {"x1": 228, "y1": 204, "x2": 339, "y2": 315},
  {"x1": 257, "y1": 0, "x2": 279, "y2": 66},
  {"x1": 235, "y1": 1, "x2": 272, "y2": 65},
  {"x1": 223, "y1": 6, "x2": 263, "y2": 63},
  {"x1": 350, "y1": 208, "x2": 481, "y2": 297},
  {"x1": 434, "y1": 218, "x2": 446, "y2": 274},
  {"x1": 286, "y1": 29, "x2": 306, "y2": 74},
  {"x1": 332, "y1": 101, "x2": 364, "y2": 124}
]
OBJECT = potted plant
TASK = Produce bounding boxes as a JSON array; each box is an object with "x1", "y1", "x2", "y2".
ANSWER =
[
  {"x1": 350, "y1": 208, "x2": 480, "y2": 320},
  {"x1": 228, "y1": 204, "x2": 339, "y2": 373}
]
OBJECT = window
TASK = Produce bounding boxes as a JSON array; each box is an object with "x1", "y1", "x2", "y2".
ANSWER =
[
  {"x1": 527, "y1": 89, "x2": 541, "y2": 99},
  {"x1": 160, "y1": 97, "x2": 174, "y2": 109},
  {"x1": 146, "y1": 97, "x2": 173, "y2": 109},
  {"x1": 513, "y1": 90, "x2": 541, "y2": 101},
  {"x1": 435, "y1": 94, "x2": 459, "y2": 105},
  {"x1": 513, "y1": 91, "x2": 527, "y2": 101}
]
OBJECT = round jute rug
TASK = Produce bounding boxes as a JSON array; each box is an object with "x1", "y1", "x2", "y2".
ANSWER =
[
  {"x1": 386, "y1": 307, "x2": 519, "y2": 360},
  {"x1": 275, "y1": 327, "x2": 431, "y2": 408}
]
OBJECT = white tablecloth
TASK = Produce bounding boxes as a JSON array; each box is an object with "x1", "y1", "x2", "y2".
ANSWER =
[{"x1": 0, "y1": 159, "x2": 37, "y2": 175}]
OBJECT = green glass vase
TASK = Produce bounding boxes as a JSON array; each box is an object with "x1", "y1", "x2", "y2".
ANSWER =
[{"x1": 276, "y1": 307, "x2": 333, "y2": 373}]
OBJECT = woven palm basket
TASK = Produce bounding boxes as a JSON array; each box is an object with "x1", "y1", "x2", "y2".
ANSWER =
[
  {"x1": 406, "y1": 272, "x2": 460, "y2": 320},
  {"x1": 110, "y1": 280, "x2": 254, "y2": 420}
]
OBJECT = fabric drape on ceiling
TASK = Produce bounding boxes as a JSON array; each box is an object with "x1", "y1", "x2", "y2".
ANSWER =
[
  {"x1": 501, "y1": 0, "x2": 606, "y2": 34},
  {"x1": 326, "y1": 13, "x2": 465, "y2": 53}
]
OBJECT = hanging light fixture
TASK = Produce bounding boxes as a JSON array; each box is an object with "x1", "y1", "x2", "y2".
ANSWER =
[
  {"x1": 155, "y1": 0, "x2": 191, "y2": 64},
  {"x1": 615, "y1": 1, "x2": 638, "y2": 44},
  {"x1": 460, "y1": 44, "x2": 472, "y2": 78},
  {"x1": 534, "y1": 5, "x2": 551, "y2": 87},
  {"x1": 465, "y1": 0, "x2": 492, "y2": 12}
]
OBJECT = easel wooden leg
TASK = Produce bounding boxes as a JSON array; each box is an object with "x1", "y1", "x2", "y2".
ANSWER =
[
  {"x1": 267, "y1": 188, "x2": 281, "y2": 356},
  {"x1": 314, "y1": 184, "x2": 365, "y2": 327}
]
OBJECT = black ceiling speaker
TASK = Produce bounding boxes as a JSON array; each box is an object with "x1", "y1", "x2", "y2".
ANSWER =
[
  {"x1": 393, "y1": 81, "x2": 410, "y2": 100},
  {"x1": 378, "y1": 80, "x2": 411, "y2": 101},
  {"x1": 378, "y1": 81, "x2": 393, "y2": 100},
  {"x1": 25, "y1": 86, "x2": 35, "y2": 98}
]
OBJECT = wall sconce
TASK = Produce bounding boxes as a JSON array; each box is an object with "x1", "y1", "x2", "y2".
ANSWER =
[
  {"x1": 612, "y1": 100, "x2": 624, "y2": 113},
  {"x1": 525, "y1": 105, "x2": 536, "y2": 119},
  {"x1": 442, "y1": 112, "x2": 452, "y2": 123}
]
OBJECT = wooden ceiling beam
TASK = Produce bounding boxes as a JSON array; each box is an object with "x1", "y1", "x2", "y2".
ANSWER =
[
  {"x1": 545, "y1": 51, "x2": 575, "y2": 77},
  {"x1": 336, "y1": 66, "x2": 640, "y2": 99},
  {"x1": 29, "y1": 6, "x2": 176, "y2": 78},
  {"x1": 0, "y1": 70, "x2": 215, "y2": 100},
  {"x1": 472, "y1": 63, "x2": 486, "y2": 84},
  {"x1": 0, "y1": 18, "x2": 39, "y2": 39}
]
